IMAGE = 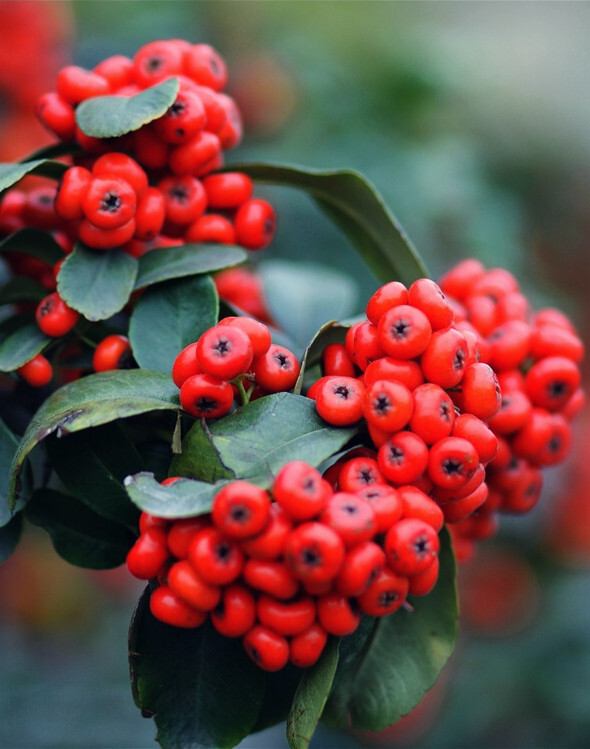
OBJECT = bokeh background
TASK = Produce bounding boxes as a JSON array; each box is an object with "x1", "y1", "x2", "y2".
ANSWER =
[{"x1": 1, "y1": 1, "x2": 590, "y2": 747}]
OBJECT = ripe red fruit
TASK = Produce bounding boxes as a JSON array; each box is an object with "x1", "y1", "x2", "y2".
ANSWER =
[
  {"x1": 357, "y1": 567, "x2": 409, "y2": 616},
  {"x1": 284, "y1": 522, "x2": 345, "y2": 584},
  {"x1": 243, "y1": 625, "x2": 289, "y2": 672},
  {"x1": 211, "y1": 481, "x2": 271, "y2": 539},
  {"x1": 211, "y1": 583, "x2": 257, "y2": 638},
  {"x1": 179, "y1": 373, "x2": 234, "y2": 419},
  {"x1": 188, "y1": 526, "x2": 244, "y2": 585},
  {"x1": 272, "y1": 461, "x2": 332, "y2": 521},
  {"x1": 257, "y1": 594, "x2": 316, "y2": 636},
  {"x1": 167, "y1": 559, "x2": 221, "y2": 611},
  {"x1": 314, "y1": 375, "x2": 366, "y2": 426},
  {"x1": 385, "y1": 518, "x2": 440, "y2": 576},
  {"x1": 377, "y1": 304, "x2": 432, "y2": 359},
  {"x1": 93, "y1": 334, "x2": 132, "y2": 372},
  {"x1": 233, "y1": 198, "x2": 276, "y2": 250},
  {"x1": 36, "y1": 292, "x2": 79, "y2": 337},
  {"x1": 252, "y1": 344, "x2": 300, "y2": 393},
  {"x1": 316, "y1": 592, "x2": 361, "y2": 636},
  {"x1": 363, "y1": 378, "x2": 413, "y2": 433},
  {"x1": 377, "y1": 431, "x2": 429, "y2": 486},
  {"x1": 126, "y1": 527, "x2": 169, "y2": 579},
  {"x1": 196, "y1": 324, "x2": 253, "y2": 380},
  {"x1": 319, "y1": 492, "x2": 376, "y2": 548},
  {"x1": 427, "y1": 436, "x2": 479, "y2": 490},
  {"x1": 17, "y1": 353, "x2": 53, "y2": 387},
  {"x1": 289, "y1": 623, "x2": 328, "y2": 668},
  {"x1": 150, "y1": 585, "x2": 207, "y2": 628}
]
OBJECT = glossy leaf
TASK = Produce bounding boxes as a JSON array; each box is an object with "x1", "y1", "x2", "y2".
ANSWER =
[
  {"x1": 123, "y1": 472, "x2": 222, "y2": 519},
  {"x1": 170, "y1": 392, "x2": 358, "y2": 488},
  {"x1": 129, "y1": 591, "x2": 266, "y2": 749},
  {"x1": 0, "y1": 227, "x2": 66, "y2": 264},
  {"x1": 57, "y1": 242, "x2": 138, "y2": 321},
  {"x1": 259, "y1": 260, "x2": 357, "y2": 352},
  {"x1": 0, "y1": 323, "x2": 50, "y2": 372},
  {"x1": 76, "y1": 78, "x2": 180, "y2": 138},
  {"x1": 46, "y1": 423, "x2": 145, "y2": 527},
  {"x1": 134, "y1": 244, "x2": 247, "y2": 290},
  {"x1": 24, "y1": 487, "x2": 135, "y2": 569},
  {"x1": 322, "y1": 528, "x2": 457, "y2": 731},
  {"x1": 128, "y1": 275, "x2": 218, "y2": 374},
  {"x1": 0, "y1": 159, "x2": 67, "y2": 192},
  {"x1": 236, "y1": 163, "x2": 429, "y2": 284},
  {"x1": 8, "y1": 369, "x2": 179, "y2": 510},
  {"x1": 287, "y1": 637, "x2": 340, "y2": 749},
  {"x1": 294, "y1": 319, "x2": 353, "y2": 395}
]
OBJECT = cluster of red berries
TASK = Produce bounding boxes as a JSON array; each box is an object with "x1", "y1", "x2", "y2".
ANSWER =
[
  {"x1": 308, "y1": 260, "x2": 584, "y2": 561},
  {"x1": 127, "y1": 460, "x2": 441, "y2": 671},
  {"x1": 172, "y1": 316, "x2": 300, "y2": 419}
]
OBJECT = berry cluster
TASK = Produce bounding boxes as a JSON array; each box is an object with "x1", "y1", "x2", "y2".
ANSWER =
[
  {"x1": 127, "y1": 460, "x2": 441, "y2": 671},
  {"x1": 173, "y1": 316, "x2": 300, "y2": 419},
  {"x1": 308, "y1": 261, "x2": 584, "y2": 561}
]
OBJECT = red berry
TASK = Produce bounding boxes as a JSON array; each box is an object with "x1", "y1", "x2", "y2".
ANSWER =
[
  {"x1": 233, "y1": 198, "x2": 276, "y2": 250},
  {"x1": 17, "y1": 353, "x2": 53, "y2": 387},
  {"x1": 257, "y1": 594, "x2": 316, "y2": 636},
  {"x1": 377, "y1": 431, "x2": 429, "y2": 486},
  {"x1": 317, "y1": 592, "x2": 361, "y2": 636},
  {"x1": 252, "y1": 344, "x2": 300, "y2": 393},
  {"x1": 409, "y1": 383, "x2": 455, "y2": 445},
  {"x1": 289, "y1": 623, "x2": 328, "y2": 668},
  {"x1": 242, "y1": 558, "x2": 300, "y2": 599},
  {"x1": 202, "y1": 172, "x2": 253, "y2": 209},
  {"x1": 196, "y1": 324, "x2": 253, "y2": 380},
  {"x1": 320, "y1": 492, "x2": 376, "y2": 548},
  {"x1": 272, "y1": 461, "x2": 332, "y2": 521},
  {"x1": 243, "y1": 625, "x2": 289, "y2": 672},
  {"x1": 167, "y1": 559, "x2": 221, "y2": 611},
  {"x1": 335, "y1": 540, "x2": 386, "y2": 597},
  {"x1": 211, "y1": 481, "x2": 271, "y2": 539},
  {"x1": 150, "y1": 584, "x2": 207, "y2": 628},
  {"x1": 314, "y1": 375, "x2": 365, "y2": 426},
  {"x1": 377, "y1": 304, "x2": 432, "y2": 359},
  {"x1": 179, "y1": 373, "x2": 234, "y2": 419},
  {"x1": 126, "y1": 527, "x2": 169, "y2": 579},
  {"x1": 363, "y1": 378, "x2": 413, "y2": 433},
  {"x1": 36, "y1": 292, "x2": 79, "y2": 337},
  {"x1": 428, "y1": 436, "x2": 479, "y2": 490},
  {"x1": 211, "y1": 583, "x2": 256, "y2": 638},
  {"x1": 284, "y1": 522, "x2": 345, "y2": 584},
  {"x1": 385, "y1": 517, "x2": 440, "y2": 576},
  {"x1": 188, "y1": 526, "x2": 244, "y2": 585},
  {"x1": 93, "y1": 334, "x2": 132, "y2": 372},
  {"x1": 357, "y1": 567, "x2": 409, "y2": 616}
]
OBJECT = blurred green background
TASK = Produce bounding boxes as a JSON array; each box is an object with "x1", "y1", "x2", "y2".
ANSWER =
[{"x1": 1, "y1": 1, "x2": 590, "y2": 747}]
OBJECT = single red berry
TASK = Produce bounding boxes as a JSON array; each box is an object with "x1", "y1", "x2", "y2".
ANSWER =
[
  {"x1": 149, "y1": 584, "x2": 207, "y2": 628},
  {"x1": 365, "y1": 281, "x2": 409, "y2": 326},
  {"x1": 78, "y1": 217, "x2": 136, "y2": 249},
  {"x1": 167, "y1": 559, "x2": 221, "y2": 611},
  {"x1": 337, "y1": 456, "x2": 385, "y2": 493},
  {"x1": 233, "y1": 198, "x2": 276, "y2": 250},
  {"x1": 92, "y1": 152, "x2": 148, "y2": 198},
  {"x1": 210, "y1": 583, "x2": 256, "y2": 638},
  {"x1": 438, "y1": 259, "x2": 486, "y2": 301},
  {"x1": 211, "y1": 481, "x2": 271, "y2": 539},
  {"x1": 196, "y1": 324, "x2": 253, "y2": 380},
  {"x1": 356, "y1": 484, "x2": 404, "y2": 534},
  {"x1": 133, "y1": 39, "x2": 185, "y2": 87},
  {"x1": 377, "y1": 431, "x2": 429, "y2": 486},
  {"x1": 317, "y1": 592, "x2": 361, "y2": 636},
  {"x1": 524, "y1": 356, "x2": 581, "y2": 412},
  {"x1": 314, "y1": 375, "x2": 365, "y2": 426},
  {"x1": 486, "y1": 319, "x2": 532, "y2": 371},
  {"x1": 463, "y1": 294, "x2": 499, "y2": 338},
  {"x1": 363, "y1": 356, "x2": 424, "y2": 391},
  {"x1": 407, "y1": 556, "x2": 440, "y2": 597},
  {"x1": 272, "y1": 460, "x2": 332, "y2": 521},
  {"x1": 133, "y1": 124, "x2": 170, "y2": 170},
  {"x1": 409, "y1": 383, "x2": 456, "y2": 445},
  {"x1": 217, "y1": 316, "x2": 272, "y2": 359},
  {"x1": 172, "y1": 342, "x2": 201, "y2": 388},
  {"x1": 385, "y1": 517, "x2": 440, "y2": 576},
  {"x1": 240, "y1": 503, "x2": 293, "y2": 560},
  {"x1": 345, "y1": 321, "x2": 384, "y2": 371},
  {"x1": 23, "y1": 186, "x2": 60, "y2": 231},
  {"x1": 179, "y1": 373, "x2": 234, "y2": 419},
  {"x1": 452, "y1": 413, "x2": 498, "y2": 464},
  {"x1": 284, "y1": 522, "x2": 345, "y2": 584},
  {"x1": 398, "y1": 485, "x2": 444, "y2": 532},
  {"x1": 408, "y1": 278, "x2": 455, "y2": 330},
  {"x1": 529, "y1": 323, "x2": 584, "y2": 364},
  {"x1": 184, "y1": 43, "x2": 228, "y2": 91},
  {"x1": 335, "y1": 540, "x2": 386, "y2": 597},
  {"x1": 93, "y1": 334, "x2": 132, "y2": 372},
  {"x1": 36, "y1": 292, "x2": 79, "y2": 337},
  {"x1": 252, "y1": 344, "x2": 300, "y2": 393},
  {"x1": 158, "y1": 174, "x2": 207, "y2": 226},
  {"x1": 126, "y1": 527, "x2": 169, "y2": 579},
  {"x1": 510, "y1": 407, "x2": 555, "y2": 460},
  {"x1": 188, "y1": 526, "x2": 244, "y2": 586},
  {"x1": 257, "y1": 594, "x2": 317, "y2": 636},
  {"x1": 242, "y1": 558, "x2": 300, "y2": 599},
  {"x1": 93, "y1": 54, "x2": 134, "y2": 90},
  {"x1": 55, "y1": 166, "x2": 93, "y2": 221},
  {"x1": 202, "y1": 172, "x2": 253, "y2": 209},
  {"x1": 357, "y1": 566, "x2": 409, "y2": 616},
  {"x1": 322, "y1": 342, "x2": 356, "y2": 378},
  {"x1": 243, "y1": 624, "x2": 289, "y2": 672},
  {"x1": 363, "y1": 378, "x2": 413, "y2": 433},
  {"x1": 472, "y1": 267, "x2": 519, "y2": 300},
  {"x1": 184, "y1": 213, "x2": 236, "y2": 244},
  {"x1": 440, "y1": 481, "x2": 489, "y2": 524},
  {"x1": 289, "y1": 623, "x2": 328, "y2": 668},
  {"x1": 82, "y1": 176, "x2": 137, "y2": 230},
  {"x1": 420, "y1": 326, "x2": 468, "y2": 389},
  {"x1": 133, "y1": 186, "x2": 166, "y2": 241},
  {"x1": 17, "y1": 353, "x2": 53, "y2": 387},
  {"x1": 56, "y1": 64, "x2": 110, "y2": 104},
  {"x1": 36, "y1": 92, "x2": 76, "y2": 141},
  {"x1": 487, "y1": 388, "x2": 533, "y2": 435},
  {"x1": 154, "y1": 90, "x2": 207, "y2": 145},
  {"x1": 428, "y1": 435, "x2": 479, "y2": 490},
  {"x1": 377, "y1": 304, "x2": 432, "y2": 359},
  {"x1": 319, "y1": 492, "x2": 376, "y2": 548},
  {"x1": 454, "y1": 362, "x2": 502, "y2": 420},
  {"x1": 168, "y1": 130, "x2": 222, "y2": 176}
]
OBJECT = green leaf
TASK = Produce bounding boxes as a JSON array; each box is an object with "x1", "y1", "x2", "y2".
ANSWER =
[
  {"x1": 171, "y1": 392, "x2": 358, "y2": 489},
  {"x1": 0, "y1": 276, "x2": 47, "y2": 305},
  {"x1": 128, "y1": 275, "x2": 218, "y2": 374},
  {"x1": 236, "y1": 163, "x2": 429, "y2": 284},
  {"x1": 0, "y1": 323, "x2": 50, "y2": 372},
  {"x1": 322, "y1": 528, "x2": 458, "y2": 731},
  {"x1": 295, "y1": 319, "x2": 353, "y2": 395},
  {"x1": 287, "y1": 638, "x2": 340, "y2": 749},
  {"x1": 24, "y1": 487, "x2": 135, "y2": 569},
  {"x1": 76, "y1": 78, "x2": 180, "y2": 139},
  {"x1": 259, "y1": 260, "x2": 357, "y2": 352},
  {"x1": 123, "y1": 472, "x2": 221, "y2": 519},
  {"x1": 8, "y1": 369, "x2": 179, "y2": 510},
  {"x1": 0, "y1": 416, "x2": 19, "y2": 527},
  {"x1": 0, "y1": 159, "x2": 67, "y2": 192},
  {"x1": 0, "y1": 227, "x2": 66, "y2": 264},
  {"x1": 134, "y1": 244, "x2": 247, "y2": 290},
  {"x1": 0, "y1": 512, "x2": 23, "y2": 563},
  {"x1": 129, "y1": 591, "x2": 266, "y2": 749},
  {"x1": 57, "y1": 242, "x2": 138, "y2": 321},
  {"x1": 46, "y1": 422, "x2": 145, "y2": 527}
]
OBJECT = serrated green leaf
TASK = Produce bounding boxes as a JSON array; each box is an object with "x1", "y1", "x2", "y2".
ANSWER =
[
  {"x1": 24, "y1": 487, "x2": 135, "y2": 569},
  {"x1": 76, "y1": 78, "x2": 180, "y2": 139},
  {"x1": 57, "y1": 242, "x2": 138, "y2": 321},
  {"x1": 123, "y1": 472, "x2": 222, "y2": 519},
  {"x1": 287, "y1": 638, "x2": 339, "y2": 749},
  {"x1": 46, "y1": 423, "x2": 145, "y2": 527},
  {"x1": 0, "y1": 512, "x2": 23, "y2": 563},
  {"x1": 259, "y1": 260, "x2": 357, "y2": 353},
  {"x1": 322, "y1": 528, "x2": 457, "y2": 731},
  {"x1": 134, "y1": 244, "x2": 247, "y2": 290},
  {"x1": 129, "y1": 591, "x2": 266, "y2": 749},
  {"x1": 0, "y1": 323, "x2": 50, "y2": 372},
  {"x1": 0, "y1": 227, "x2": 66, "y2": 264},
  {"x1": 0, "y1": 159, "x2": 67, "y2": 192},
  {"x1": 171, "y1": 392, "x2": 358, "y2": 489},
  {"x1": 8, "y1": 369, "x2": 179, "y2": 510},
  {"x1": 128, "y1": 275, "x2": 218, "y2": 374},
  {"x1": 235, "y1": 163, "x2": 429, "y2": 285}
]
